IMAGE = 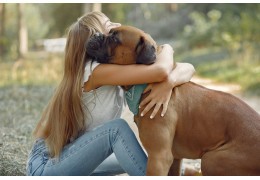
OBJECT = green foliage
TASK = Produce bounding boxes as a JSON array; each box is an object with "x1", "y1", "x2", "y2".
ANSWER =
[
  {"x1": 197, "y1": 60, "x2": 260, "y2": 96},
  {"x1": 39, "y1": 4, "x2": 84, "y2": 37},
  {"x1": 179, "y1": 4, "x2": 260, "y2": 92},
  {"x1": 181, "y1": 4, "x2": 260, "y2": 63},
  {"x1": 103, "y1": 3, "x2": 131, "y2": 24},
  {"x1": 2, "y1": 4, "x2": 49, "y2": 58},
  {"x1": 178, "y1": 47, "x2": 260, "y2": 96}
]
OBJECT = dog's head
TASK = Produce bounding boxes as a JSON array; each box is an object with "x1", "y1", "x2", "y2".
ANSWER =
[{"x1": 86, "y1": 25, "x2": 158, "y2": 65}]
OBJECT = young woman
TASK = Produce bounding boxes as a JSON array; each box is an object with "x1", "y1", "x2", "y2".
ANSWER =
[{"x1": 27, "y1": 11, "x2": 195, "y2": 176}]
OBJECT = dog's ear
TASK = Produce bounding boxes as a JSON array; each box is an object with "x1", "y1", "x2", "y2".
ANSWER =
[
  {"x1": 135, "y1": 36, "x2": 156, "y2": 65},
  {"x1": 135, "y1": 36, "x2": 145, "y2": 56},
  {"x1": 85, "y1": 34, "x2": 110, "y2": 63},
  {"x1": 86, "y1": 49, "x2": 109, "y2": 64}
]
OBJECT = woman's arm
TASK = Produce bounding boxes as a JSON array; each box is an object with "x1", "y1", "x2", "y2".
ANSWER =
[
  {"x1": 84, "y1": 44, "x2": 174, "y2": 91},
  {"x1": 139, "y1": 62, "x2": 195, "y2": 118},
  {"x1": 167, "y1": 62, "x2": 195, "y2": 88}
]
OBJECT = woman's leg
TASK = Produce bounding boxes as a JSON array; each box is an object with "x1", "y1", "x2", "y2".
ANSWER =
[
  {"x1": 91, "y1": 153, "x2": 125, "y2": 176},
  {"x1": 27, "y1": 119, "x2": 147, "y2": 176}
]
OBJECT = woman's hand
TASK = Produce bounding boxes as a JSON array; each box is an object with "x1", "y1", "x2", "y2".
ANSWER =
[
  {"x1": 139, "y1": 62, "x2": 195, "y2": 119},
  {"x1": 139, "y1": 79, "x2": 173, "y2": 119},
  {"x1": 168, "y1": 62, "x2": 195, "y2": 88},
  {"x1": 138, "y1": 44, "x2": 175, "y2": 118}
]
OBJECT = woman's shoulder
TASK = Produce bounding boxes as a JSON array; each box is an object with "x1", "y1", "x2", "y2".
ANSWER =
[
  {"x1": 84, "y1": 61, "x2": 100, "y2": 83},
  {"x1": 85, "y1": 60, "x2": 100, "y2": 70}
]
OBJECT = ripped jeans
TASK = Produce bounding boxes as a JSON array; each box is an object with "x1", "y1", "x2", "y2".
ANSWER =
[{"x1": 26, "y1": 119, "x2": 147, "y2": 176}]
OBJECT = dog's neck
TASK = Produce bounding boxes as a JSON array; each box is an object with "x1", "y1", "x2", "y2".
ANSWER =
[
  {"x1": 124, "y1": 84, "x2": 147, "y2": 115},
  {"x1": 121, "y1": 85, "x2": 133, "y2": 91}
]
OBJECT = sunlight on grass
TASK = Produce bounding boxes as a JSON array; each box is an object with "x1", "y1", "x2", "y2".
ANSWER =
[
  {"x1": 0, "y1": 52, "x2": 64, "y2": 87},
  {"x1": 177, "y1": 48, "x2": 260, "y2": 96}
]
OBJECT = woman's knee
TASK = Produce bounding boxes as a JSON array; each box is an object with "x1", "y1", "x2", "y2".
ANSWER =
[
  {"x1": 109, "y1": 119, "x2": 133, "y2": 136},
  {"x1": 111, "y1": 118, "x2": 129, "y2": 129}
]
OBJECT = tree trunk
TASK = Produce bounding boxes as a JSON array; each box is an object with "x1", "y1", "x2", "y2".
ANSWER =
[
  {"x1": 17, "y1": 3, "x2": 28, "y2": 60},
  {"x1": 82, "y1": 3, "x2": 102, "y2": 14},
  {"x1": 0, "y1": 3, "x2": 6, "y2": 58},
  {"x1": 92, "y1": 3, "x2": 101, "y2": 12}
]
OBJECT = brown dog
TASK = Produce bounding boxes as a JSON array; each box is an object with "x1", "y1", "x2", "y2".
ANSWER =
[{"x1": 85, "y1": 25, "x2": 260, "y2": 175}]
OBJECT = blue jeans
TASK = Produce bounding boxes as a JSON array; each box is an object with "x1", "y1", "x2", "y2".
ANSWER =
[{"x1": 26, "y1": 119, "x2": 147, "y2": 176}]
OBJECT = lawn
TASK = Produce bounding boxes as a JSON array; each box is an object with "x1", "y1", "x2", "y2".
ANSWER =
[{"x1": 0, "y1": 85, "x2": 54, "y2": 175}]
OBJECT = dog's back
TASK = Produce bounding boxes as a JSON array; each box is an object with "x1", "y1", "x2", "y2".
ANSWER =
[{"x1": 162, "y1": 82, "x2": 260, "y2": 175}]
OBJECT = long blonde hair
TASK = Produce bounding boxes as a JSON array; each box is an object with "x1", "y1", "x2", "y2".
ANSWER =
[{"x1": 33, "y1": 11, "x2": 107, "y2": 157}]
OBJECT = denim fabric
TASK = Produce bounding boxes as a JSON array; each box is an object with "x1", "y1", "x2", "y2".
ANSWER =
[{"x1": 26, "y1": 119, "x2": 147, "y2": 176}]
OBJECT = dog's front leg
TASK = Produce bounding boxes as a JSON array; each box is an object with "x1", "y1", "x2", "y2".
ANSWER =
[
  {"x1": 138, "y1": 117, "x2": 176, "y2": 176},
  {"x1": 168, "y1": 159, "x2": 182, "y2": 175},
  {"x1": 145, "y1": 147, "x2": 174, "y2": 175}
]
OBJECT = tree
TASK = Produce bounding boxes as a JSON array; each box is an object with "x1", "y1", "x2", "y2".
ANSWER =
[
  {"x1": 17, "y1": 3, "x2": 28, "y2": 60},
  {"x1": 0, "y1": 3, "x2": 6, "y2": 58},
  {"x1": 83, "y1": 3, "x2": 102, "y2": 14}
]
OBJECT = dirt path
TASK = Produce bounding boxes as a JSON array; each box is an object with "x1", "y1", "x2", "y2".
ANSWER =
[
  {"x1": 192, "y1": 76, "x2": 260, "y2": 114},
  {"x1": 121, "y1": 76, "x2": 260, "y2": 175}
]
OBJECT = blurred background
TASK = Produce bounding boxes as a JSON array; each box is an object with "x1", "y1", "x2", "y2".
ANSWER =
[{"x1": 0, "y1": 3, "x2": 259, "y2": 175}]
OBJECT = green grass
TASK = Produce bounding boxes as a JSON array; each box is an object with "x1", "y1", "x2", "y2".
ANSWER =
[
  {"x1": 196, "y1": 60, "x2": 260, "y2": 95},
  {"x1": 176, "y1": 48, "x2": 260, "y2": 96},
  {"x1": 0, "y1": 85, "x2": 54, "y2": 175},
  {"x1": 0, "y1": 52, "x2": 63, "y2": 87}
]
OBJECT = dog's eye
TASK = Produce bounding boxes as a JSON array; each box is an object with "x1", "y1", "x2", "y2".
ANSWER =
[
  {"x1": 109, "y1": 30, "x2": 118, "y2": 36},
  {"x1": 135, "y1": 36, "x2": 145, "y2": 53},
  {"x1": 108, "y1": 29, "x2": 114, "y2": 34},
  {"x1": 106, "y1": 30, "x2": 120, "y2": 45}
]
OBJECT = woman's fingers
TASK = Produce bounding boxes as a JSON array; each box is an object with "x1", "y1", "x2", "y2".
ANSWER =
[
  {"x1": 143, "y1": 84, "x2": 152, "y2": 94},
  {"x1": 150, "y1": 103, "x2": 162, "y2": 119},
  {"x1": 141, "y1": 101, "x2": 165, "y2": 119},
  {"x1": 140, "y1": 100, "x2": 155, "y2": 117},
  {"x1": 141, "y1": 101, "x2": 168, "y2": 119},
  {"x1": 139, "y1": 95, "x2": 151, "y2": 108},
  {"x1": 161, "y1": 102, "x2": 169, "y2": 117},
  {"x1": 139, "y1": 82, "x2": 172, "y2": 119}
]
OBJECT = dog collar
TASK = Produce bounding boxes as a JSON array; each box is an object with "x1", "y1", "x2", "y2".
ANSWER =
[{"x1": 125, "y1": 84, "x2": 147, "y2": 115}]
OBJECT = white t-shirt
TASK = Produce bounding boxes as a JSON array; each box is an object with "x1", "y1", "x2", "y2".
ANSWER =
[{"x1": 82, "y1": 61, "x2": 125, "y2": 131}]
